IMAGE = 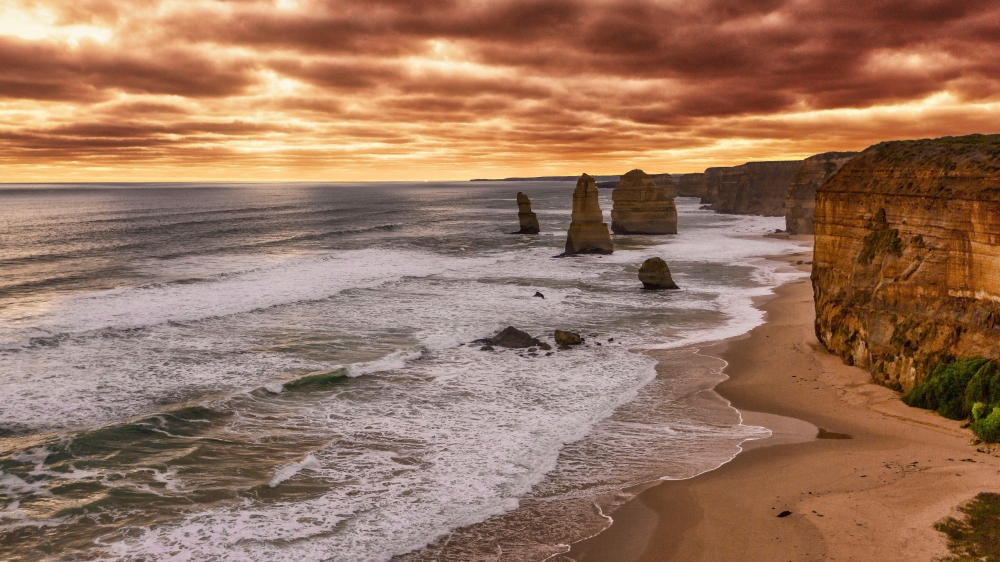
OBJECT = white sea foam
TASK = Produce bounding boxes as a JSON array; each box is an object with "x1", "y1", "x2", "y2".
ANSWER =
[
  {"x1": 269, "y1": 454, "x2": 322, "y2": 488},
  {"x1": 0, "y1": 248, "x2": 498, "y2": 346},
  {"x1": 1, "y1": 190, "x2": 812, "y2": 561}
]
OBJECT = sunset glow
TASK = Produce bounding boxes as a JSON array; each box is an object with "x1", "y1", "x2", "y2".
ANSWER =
[{"x1": 1, "y1": 0, "x2": 998, "y2": 181}]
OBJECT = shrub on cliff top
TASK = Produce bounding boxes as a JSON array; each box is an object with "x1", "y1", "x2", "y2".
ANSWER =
[{"x1": 904, "y1": 358, "x2": 1000, "y2": 442}]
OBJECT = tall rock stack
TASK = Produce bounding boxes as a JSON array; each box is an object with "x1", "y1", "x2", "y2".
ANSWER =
[
  {"x1": 610, "y1": 169, "x2": 678, "y2": 234},
  {"x1": 564, "y1": 174, "x2": 614, "y2": 255},
  {"x1": 784, "y1": 152, "x2": 859, "y2": 234},
  {"x1": 515, "y1": 192, "x2": 540, "y2": 234},
  {"x1": 812, "y1": 134, "x2": 1000, "y2": 392}
]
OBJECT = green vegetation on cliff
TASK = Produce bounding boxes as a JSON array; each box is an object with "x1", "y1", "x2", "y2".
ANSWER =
[
  {"x1": 857, "y1": 208, "x2": 903, "y2": 265},
  {"x1": 936, "y1": 492, "x2": 1000, "y2": 562},
  {"x1": 903, "y1": 358, "x2": 1000, "y2": 441}
]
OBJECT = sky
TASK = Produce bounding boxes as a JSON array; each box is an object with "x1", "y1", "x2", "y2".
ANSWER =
[{"x1": 1, "y1": 0, "x2": 998, "y2": 182}]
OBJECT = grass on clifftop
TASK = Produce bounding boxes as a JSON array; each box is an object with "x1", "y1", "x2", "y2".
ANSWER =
[
  {"x1": 936, "y1": 493, "x2": 1000, "y2": 562},
  {"x1": 903, "y1": 358, "x2": 1000, "y2": 442}
]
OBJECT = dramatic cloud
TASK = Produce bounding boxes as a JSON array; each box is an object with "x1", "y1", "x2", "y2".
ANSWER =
[{"x1": 1, "y1": 0, "x2": 999, "y2": 180}]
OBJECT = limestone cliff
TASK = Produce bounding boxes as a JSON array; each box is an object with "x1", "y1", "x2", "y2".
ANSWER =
[
  {"x1": 706, "y1": 161, "x2": 802, "y2": 216},
  {"x1": 610, "y1": 169, "x2": 678, "y2": 234},
  {"x1": 564, "y1": 174, "x2": 613, "y2": 255},
  {"x1": 784, "y1": 152, "x2": 859, "y2": 234},
  {"x1": 677, "y1": 173, "x2": 708, "y2": 201},
  {"x1": 515, "y1": 192, "x2": 540, "y2": 234},
  {"x1": 812, "y1": 134, "x2": 1000, "y2": 392}
]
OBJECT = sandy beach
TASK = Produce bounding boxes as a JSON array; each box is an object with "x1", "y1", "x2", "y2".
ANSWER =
[{"x1": 560, "y1": 249, "x2": 1000, "y2": 562}]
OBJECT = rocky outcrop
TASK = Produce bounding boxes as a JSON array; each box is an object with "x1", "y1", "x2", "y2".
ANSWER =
[
  {"x1": 638, "y1": 257, "x2": 679, "y2": 289},
  {"x1": 610, "y1": 169, "x2": 678, "y2": 234},
  {"x1": 554, "y1": 330, "x2": 583, "y2": 346},
  {"x1": 703, "y1": 161, "x2": 802, "y2": 215},
  {"x1": 476, "y1": 326, "x2": 542, "y2": 348},
  {"x1": 784, "y1": 152, "x2": 859, "y2": 234},
  {"x1": 677, "y1": 173, "x2": 708, "y2": 201},
  {"x1": 564, "y1": 174, "x2": 614, "y2": 255},
  {"x1": 812, "y1": 134, "x2": 1000, "y2": 393},
  {"x1": 515, "y1": 192, "x2": 540, "y2": 234}
]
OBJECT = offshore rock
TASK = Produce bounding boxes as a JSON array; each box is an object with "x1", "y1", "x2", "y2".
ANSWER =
[
  {"x1": 638, "y1": 257, "x2": 679, "y2": 290},
  {"x1": 515, "y1": 192, "x2": 540, "y2": 234},
  {"x1": 564, "y1": 174, "x2": 613, "y2": 255},
  {"x1": 812, "y1": 134, "x2": 1000, "y2": 393},
  {"x1": 554, "y1": 330, "x2": 583, "y2": 346},
  {"x1": 703, "y1": 161, "x2": 803, "y2": 215},
  {"x1": 610, "y1": 169, "x2": 678, "y2": 234},
  {"x1": 784, "y1": 152, "x2": 859, "y2": 234},
  {"x1": 476, "y1": 326, "x2": 542, "y2": 349}
]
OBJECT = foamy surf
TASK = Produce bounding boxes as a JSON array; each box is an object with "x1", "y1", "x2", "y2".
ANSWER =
[{"x1": 0, "y1": 183, "x2": 808, "y2": 561}]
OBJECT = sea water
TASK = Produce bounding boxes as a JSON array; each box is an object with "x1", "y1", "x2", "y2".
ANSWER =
[{"x1": 0, "y1": 182, "x2": 806, "y2": 560}]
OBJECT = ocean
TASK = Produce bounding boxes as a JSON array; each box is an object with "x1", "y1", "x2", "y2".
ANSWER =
[{"x1": 0, "y1": 181, "x2": 806, "y2": 561}]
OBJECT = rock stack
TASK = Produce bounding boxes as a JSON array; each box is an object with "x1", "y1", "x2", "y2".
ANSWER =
[
  {"x1": 610, "y1": 169, "x2": 678, "y2": 234},
  {"x1": 784, "y1": 152, "x2": 858, "y2": 234},
  {"x1": 564, "y1": 174, "x2": 613, "y2": 255},
  {"x1": 515, "y1": 192, "x2": 540, "y2": 234},
  {"x1": 637, "y1": 257, "x2": 679, "y2": 290}
]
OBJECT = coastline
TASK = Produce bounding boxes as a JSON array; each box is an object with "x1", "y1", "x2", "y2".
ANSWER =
[{"x1": 558, "y1": 253, "x2": 1000, "y2": 561}]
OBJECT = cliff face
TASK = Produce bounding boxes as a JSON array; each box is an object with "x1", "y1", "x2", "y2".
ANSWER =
[
  {"x1": 515, "y1": 192, "x2": 540, "y2": 234},
  {"x1": 812, "y1": 134, "x2": 1000, "y2": 392},
  {"x1": 564, "y1": 174, "x2": 614, "y2": 255},
  {"x1": 784, "y1": 152, "x2": 859, "y2": 234},
  {"x1": 677, "y1": 173, "x2": 708, "y2": 201},
  {"x1": 610, "y1": 169, "x2": 678, "y2": 234},
  {"x1": 707, "y1": 161, "x2": 803, "y2": 216}
]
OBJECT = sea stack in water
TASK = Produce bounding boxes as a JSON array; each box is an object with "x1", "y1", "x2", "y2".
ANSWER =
[
  {"x1": 564, "y1": 174, "x2": 613, "y2": 255},
  {"x1": 610, "y1": 169, "x2": 678, "y2": 234},
  {"x1": 637, "y1": 257, "x2": 679, "y2": 290},
  {"x1": 515, "y1": 192, "x2": 540, "y2": 234}
]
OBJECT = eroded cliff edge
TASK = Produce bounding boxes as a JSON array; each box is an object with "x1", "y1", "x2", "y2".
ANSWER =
[
  {"x1": 784, "y1": 151, "x2": 859, "y2": 234},
  {"x1": 812, "y1": 134, "x2": 1000, "y2": 392}
]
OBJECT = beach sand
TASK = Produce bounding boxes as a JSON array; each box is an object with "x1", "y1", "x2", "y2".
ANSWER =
[{"x1": 558, "y1": 253, "x2": 1000, "y2": 562}]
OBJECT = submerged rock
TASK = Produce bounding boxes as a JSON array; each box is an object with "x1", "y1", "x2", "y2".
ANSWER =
[
  {"x1": 476, "y1": 326, "x2": 542, "y2": 348},
  {"x1": 533, "y1": 291, "x2": 545, "y2": 299},
  {"x1": 554, "y1": 330, "x2": 583, "y2": 346},
  {"x1": 564, "y1": 174, "x2": 613, "y2": 255},
  {"x1": 515, "y1": 192, "x2": 540, "y2": 234},
  {"x1": 610, "y1": 169, "x2": 678, "y2": 234},
  {"x1": 638, "y1": 257, "x2": 679, "y2": 290}
]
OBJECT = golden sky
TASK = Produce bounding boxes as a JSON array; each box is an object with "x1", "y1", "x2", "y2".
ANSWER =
[{"x1": 1, "y1": 0, "x2": 999, "y2": 181}]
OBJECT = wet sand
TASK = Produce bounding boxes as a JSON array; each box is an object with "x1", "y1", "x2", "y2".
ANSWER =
[{"x1": 558, "y1": 256, "x2": 1000, "y2": 562}]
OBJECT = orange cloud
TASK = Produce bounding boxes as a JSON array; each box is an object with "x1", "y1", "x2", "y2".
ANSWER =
[{"x1": 1, "y1": 0, "x2": 999, "y2": 181}]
